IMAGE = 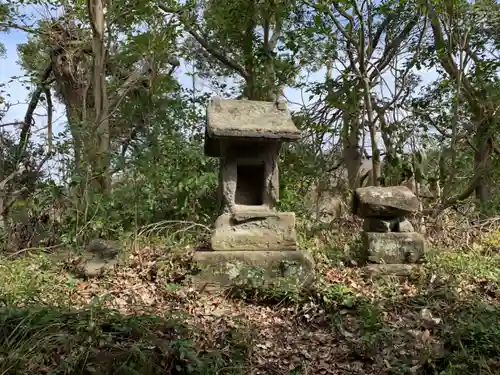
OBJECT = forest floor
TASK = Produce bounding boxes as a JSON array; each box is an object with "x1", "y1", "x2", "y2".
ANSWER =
[{"x1": 0, "y1": 232, "x2": 499, "y2": 375}]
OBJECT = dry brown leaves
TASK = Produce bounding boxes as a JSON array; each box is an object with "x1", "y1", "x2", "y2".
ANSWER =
[
  {"x1": 58, "y1": 244, "x2": 494, "y2": 375},
  {"x1": 57, "y1": 246, "x2": 393, "y2": 374}
]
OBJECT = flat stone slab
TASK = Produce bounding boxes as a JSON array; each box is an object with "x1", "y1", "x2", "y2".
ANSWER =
[
  {"x1": 230, "y1": 206, "x2": 278, "y2": 222},
  {"x1": 193, "y1": 250, "x2": 315, "y2": 290},
  {"x1": 206, "y1": 98, "x2": 301, "y2": 140},
  {"x1": 211, "y1": 212, "x2": 297, "y2": 251},
  {"x1": 205, "y1": 98, "x2": 301, "y2": 157},
  {"x1": 360, "y1": 232, "x2": 426, "y2": 264},
  {"x1": 353, "y1": 186, "x2": 419, "y2": 218}
]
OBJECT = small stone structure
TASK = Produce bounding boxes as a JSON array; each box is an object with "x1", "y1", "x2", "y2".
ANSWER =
[
  {"x1": 352, "y1": 186, "x2": 426, "y2": 275},
  {"x1": 194, "y1": 97, "x2": 314, "y2": 286}
]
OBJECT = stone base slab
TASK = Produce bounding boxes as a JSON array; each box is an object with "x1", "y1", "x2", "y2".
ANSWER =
[
  {"x1": 360, "y1": 232, "x2": 426, "y2": 264},
  {"x1": 193, "y1": 250, "x2": 315, "y2": 290},
  {"x1": 211, "y1": 211, "x2": 297, "y2": 251}
]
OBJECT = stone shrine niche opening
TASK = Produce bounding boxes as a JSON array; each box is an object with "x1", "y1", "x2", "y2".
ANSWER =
[{"x1": 235, "y1": 163, "x2": 265, "y2": 206}]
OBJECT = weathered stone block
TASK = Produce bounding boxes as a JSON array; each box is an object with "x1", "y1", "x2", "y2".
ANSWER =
[
  {"x1": 396, "y1": 218, "x2": 414, "y2": 232},
  {"x1": 87, "y1": 239, "x2": 120, "y2": 259},
  {"x1": 211, "y1": 212, "x2": 297, "y2": 251},
  {"x1": 360, "y1": 232, "x2": 425, "y2": 264},
  {"x1": 206, "y1": 99, "x2": 301, "y2": 142},
  {"x1": 193, "y1": 250, "x2": 315, "y2": 290},
  {"x1": 353, "y1": 186, "x2": 419, "y2": 218}
]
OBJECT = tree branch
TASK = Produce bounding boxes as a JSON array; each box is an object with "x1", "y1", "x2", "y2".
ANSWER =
[
  {"x1": 43, "y1": 87, "x2": 53, "y2": 152},
  {"x1": 370, "y1": 17, "x2": 418, "y2": 80},
  {"x1": 16, "y1": 64, "x2": 53, "y2": 161},
  {"x1": 427, "y1": 5, "x2": 477, "y2": 106},
  {"x1": 157, "y1": 3, "x2": 249, "y2": 79}
]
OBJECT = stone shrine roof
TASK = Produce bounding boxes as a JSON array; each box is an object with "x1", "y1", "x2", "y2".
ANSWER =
[{"x1": 206, "y1": 97, "x2": 301, "y2": 141}]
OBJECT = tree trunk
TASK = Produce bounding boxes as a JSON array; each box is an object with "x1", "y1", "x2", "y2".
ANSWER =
[
  {"x1": 473, "y1": 120, "x2": 493, "y2": 214},
  {"x1": 362, "y1": 78, "x2": 380, "y2": 186},
  {"x1": 89, "y1": 0, "x2": 111, "y2": 193},
  {"x1": 342, "y1": 110, "x2": 362, "y2": 190}
]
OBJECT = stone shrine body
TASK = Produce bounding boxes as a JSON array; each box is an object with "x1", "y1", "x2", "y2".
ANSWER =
[
  {"x1": 205, "y1": 97, "x2": 300, "y2": 251},
  {"x1": 193, "y1": 97, "x2": 314, "y2": 287}
]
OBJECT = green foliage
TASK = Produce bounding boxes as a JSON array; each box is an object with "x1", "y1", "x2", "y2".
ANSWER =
[
  {"x1": 0, "y1": 254, "x2": 66, "y2": 306},
  {"x1": 429, "y1": 302, "x2": 500, "y2": 375},
  {"x1": 1, "y1": 0, "x2": 500, "y2": 374},
  {"x1": 0, "y1": 305, "x2": 250, "y2": 375}
]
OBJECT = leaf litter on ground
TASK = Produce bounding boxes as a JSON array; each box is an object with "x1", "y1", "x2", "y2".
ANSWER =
[{"x1": 0, "y1": 244, "x2": 499, "y2": 374}]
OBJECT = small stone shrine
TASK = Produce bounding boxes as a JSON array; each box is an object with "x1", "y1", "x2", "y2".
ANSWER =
[
  {"x1": 352, "y1": 186, "x2": 426, "y2": 276},
  {"x1": 194, "y1": 97, "x2": 314, "y2": 286}
]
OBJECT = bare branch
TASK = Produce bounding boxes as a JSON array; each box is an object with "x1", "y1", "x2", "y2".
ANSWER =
[{"x1": 16, "y1": 64, "x2": 53, "y2": 161}]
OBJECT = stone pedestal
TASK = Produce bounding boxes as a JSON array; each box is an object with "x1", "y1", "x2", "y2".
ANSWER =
[
  {"x1": 193, "y1": 250, "x2": 315, "y2": 291},
  {"x1": 211, "y1": 210, "x2": 297, "y2": 251}
]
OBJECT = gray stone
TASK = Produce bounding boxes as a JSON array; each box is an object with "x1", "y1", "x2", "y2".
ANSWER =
[
  {"x1": 396, "y1": 218, "x2": 415, "y2": 232},
  {"x1": 363, "y1": 217, "x2": 398, "y2": 232},
  {"x1": 206, "y1": 98, "x2": 300, "y2": 140},
  {"x1": 230, "y1": 207, "x2": 278, "y2": 222},
  {"x1": 360, "y1": 232, "x2": 426, "y2": 264},
  {"x1": 211, "y1": 211, "x2": 297, "y2": 251},
  {"x1": 80, "y1": 239, "x2": 120, "y2": 278},
  {"x1": 205, "y1": 98, "x2": 301, "y2": 158},
  {"x1": 82, "y1": 259, "x2": 117, "y2": 278},
  {"x1": 87, "y1": 239, "x2": 119, "y2": 260},
  {"x1": 352, "y1": 186, "x2": 419, "y2": 218},
  {"x1": 308, "y1": 187, "x2": 345, "y2": 222},
  {"x1": 193, "y1": 250, "x2": 314, "y2": 290}
]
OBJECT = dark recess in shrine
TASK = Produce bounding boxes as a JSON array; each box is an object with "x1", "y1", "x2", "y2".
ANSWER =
[{"x1": 235, "y1": 164, "x2": 265, "y2": 205}]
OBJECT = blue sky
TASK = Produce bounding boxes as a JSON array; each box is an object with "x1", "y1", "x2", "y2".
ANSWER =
[
  {"x1": 0, "y1": 26, "x2": 322, "y2": 136},
  {"x1": 0, "y1": 14, "x2": 438, "y2": 149},
  {"x1": 0, "y1": 25, "x2": 324, "y2": 142}
]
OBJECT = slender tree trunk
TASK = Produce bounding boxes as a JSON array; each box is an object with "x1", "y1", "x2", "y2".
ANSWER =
[
  {"x1": 89, "y1": 0, "x2": 111, "y2": 193},
  {"x1": 342, "y1": 110, "x2": 362, "y2": 190},
  {"x1": 362, "y1": 77, "x2": 380, "y2": 186},
  {"x1": 473, "y1": 120, "x2": 493, "y2": 214}
]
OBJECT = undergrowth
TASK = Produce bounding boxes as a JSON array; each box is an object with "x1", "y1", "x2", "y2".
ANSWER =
[
  {"x1": 0, "y1": 306, "x2": 249, "y2": 375},
  {"x1": 0, "y1": 233, "x2": 498, "y2": 374}
]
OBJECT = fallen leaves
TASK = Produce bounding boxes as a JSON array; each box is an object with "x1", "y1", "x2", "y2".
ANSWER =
[
  {"x1": 420, "y1": 308, "x2": 442, "y2": 329},
  {"x1": 2, "y1": 243, "x2": 500, "y2": 375},
  {"x1": 421, "y1": 329, "x2": 432, "y2": 345}
]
